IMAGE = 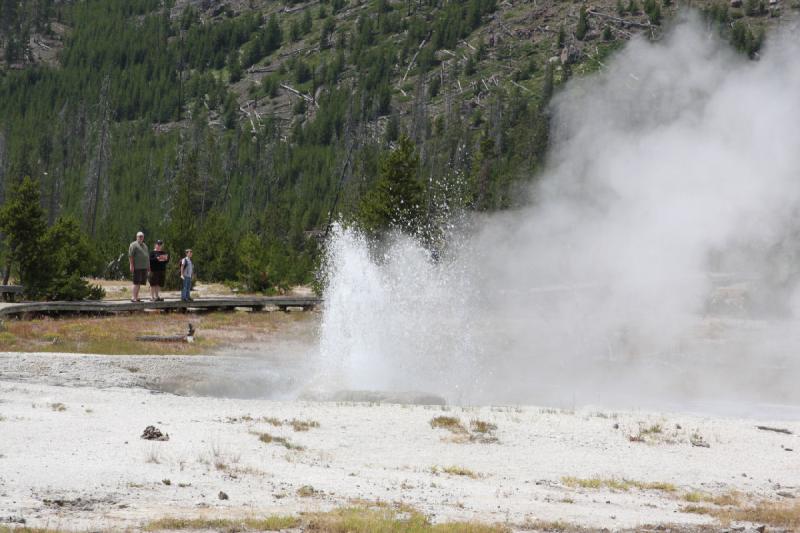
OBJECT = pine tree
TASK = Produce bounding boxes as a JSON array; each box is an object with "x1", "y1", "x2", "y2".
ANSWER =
[
  {"x1": 358, "y1": 135, "x2": 424, "y2": 236},
  {"x1": 0, "y1": 178, "x2": 101, "y2": 299},
  {"x1": 576, "y1": 7, "x2": 589, "y2": 40},
  {"x1": 0, "y1": 177, "x2": 48, "y2": 293}
]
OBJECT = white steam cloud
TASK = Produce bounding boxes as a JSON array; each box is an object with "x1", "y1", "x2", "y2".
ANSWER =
[{"x1": 318, "y1": 18, "x2": 800, "y2": 414}]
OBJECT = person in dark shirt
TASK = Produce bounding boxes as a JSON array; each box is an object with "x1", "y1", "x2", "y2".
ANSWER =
[{"x1": 148, "y1": 239, "x2": 169, "y2": 301}]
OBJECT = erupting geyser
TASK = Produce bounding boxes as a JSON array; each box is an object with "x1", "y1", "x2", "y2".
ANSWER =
[{"x1": 318, "y1": 17, "x2": 800, "y2": 413}]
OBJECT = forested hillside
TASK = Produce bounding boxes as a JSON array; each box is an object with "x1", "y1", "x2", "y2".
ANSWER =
[{"x1": 0, "y1": 0, "x2": 792, "y2": 294}]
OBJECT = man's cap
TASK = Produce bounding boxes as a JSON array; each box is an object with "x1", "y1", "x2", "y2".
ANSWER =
[
  {"x1": 136, "y1": 231, "x2": 144, "y2": 237},
  {"x1": 156, "y1": 239, "x2": 163, "y2": 245}
]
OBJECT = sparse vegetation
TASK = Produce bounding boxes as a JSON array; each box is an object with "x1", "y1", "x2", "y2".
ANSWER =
[
  {"x1": 470, "y1": 419, "x2": 497, "y2": 434},
  {"x1": 679, "y1": 498, "x2": 800, "y2": 527},
  {"x1": 145, "y1": 505, "x2": 509, "y2": 532},
  {"x1": 301, "y1": 505, "x2": 509, "y2": 533},
  {"x1": 290, "y1": 419, "x2": 320, "y2": 432},
  {"x1": 49, "y1": 403, "x2": 66, "y2": 412},
  {"x1": 682, "y1": 489, "x2": 742, "y2": 506},
  {"x1": 431, "y1": 416, "x2": 498, "y2": 443},
  {"x1": 144, "y1": 516, "x2": 300, "y2": 531},
  {"x1": 0, "y1": 310, "x2": 308, "y2": 355},
  {"x1": 518, "y1": 519, "x2": 581, "y2": 532},
  {"x1": 297, "y1": 484, "x2": 319, "y2": 497},
  {"x1": 0, "y1": 525, "x2": 69, "y2": 533},
  {"x1": 561, "y1": 476, "x2": 676, "y2": 492},
  {"x1": 254, "y1": 431, "x2": 304, "y2": 451},
  {"x1": 430, "y1": 416, "x2": 468, "y2": 434},
  {"x1": 436, "y1": 465, "x2": 481, "y2": 479}
]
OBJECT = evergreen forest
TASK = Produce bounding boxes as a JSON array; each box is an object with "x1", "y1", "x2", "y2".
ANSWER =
[{"x1": 0, "y1": 0, "x2": 780, "y2": 298}]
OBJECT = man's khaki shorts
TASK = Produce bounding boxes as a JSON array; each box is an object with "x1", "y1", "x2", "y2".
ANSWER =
[{"x1": 132, "y1": 269, "x2": 148, "y2": 285}]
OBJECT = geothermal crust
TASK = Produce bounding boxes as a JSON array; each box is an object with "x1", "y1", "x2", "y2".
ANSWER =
[{"x1": 1, "y1": 352, "x2": 799, "y2": 531}]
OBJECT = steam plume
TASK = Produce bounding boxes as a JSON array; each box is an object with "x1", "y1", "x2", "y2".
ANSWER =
[{"x1": 319, "y1": 18, "x2": 800, "y2": 413}]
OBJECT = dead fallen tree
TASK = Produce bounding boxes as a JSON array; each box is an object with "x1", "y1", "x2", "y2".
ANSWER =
[
  {"x1": 587, "y1": 10, "x2": 653, "y2": 29},
  {"x1": 280, "y1": 83, "x2": 317, "y2": 107}
]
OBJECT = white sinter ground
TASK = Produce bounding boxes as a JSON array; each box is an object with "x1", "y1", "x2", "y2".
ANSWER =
[{"x1": 1, "y1": 352, "x2": 799, "y2": 531}]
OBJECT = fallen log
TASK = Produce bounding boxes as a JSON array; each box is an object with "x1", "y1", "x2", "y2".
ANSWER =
[
  {"x1": 587, "y1": 10, "x2": 653, "y2": 29},
  {"x1": 756, "y1": 425, "x2": 793, "y2": 435},
  {"x1": 136, "y1": 324, "x2": 195, "y2": 343}
]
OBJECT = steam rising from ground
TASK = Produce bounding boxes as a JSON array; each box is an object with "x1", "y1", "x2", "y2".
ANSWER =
[{"x1": 319, "y1": 18, "x2": 800, "y2": 411}]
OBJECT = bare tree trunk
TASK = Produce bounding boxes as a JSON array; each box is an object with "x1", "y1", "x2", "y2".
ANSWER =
[
  {"x1": 84, "y1": 75, "x2": 112, "y2": 237},
  {"x1": 2, "y1": 259, "x2": 11, "y2": 285}
]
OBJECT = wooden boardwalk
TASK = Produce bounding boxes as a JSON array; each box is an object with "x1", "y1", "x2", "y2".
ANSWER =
[{"x1": 0, "y1": 296, "x2": 322, "y2": 318}]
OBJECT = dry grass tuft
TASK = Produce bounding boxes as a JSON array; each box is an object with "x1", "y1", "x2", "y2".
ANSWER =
[
  {"x1": 682, "y1": 490, "x2": 743, "y2": 506},
  {"x1": 254, "y1": 431, "x2": 304, "y2": 451},
  {"x1": 430, "y1": 416, "x2": 468, "y2": 434},
  {"x1": 518, "y1": 519, "x2": 584, "y2": 531},
  {"x1": 680, "y1": 505, "x2": 712, "y2": 515},
  {"x1": 290, "y1": 418, "x2": 320, "y2": 432},
  {"x1": 430, "y1": 416, "x2": 498, "y2": 443},
  {"x1": 145, "y1": 505, "x2": 508, "y2": 532},
  {"x1": 49, "y1": 402, "x2": 66, "y2": 412},
  {"x1": 0, "y1": 525, "x2": 67, "y2": 533},
  {"x1": 680, "y1": 496, "x2": 800, "y2": 528},
  {"x1": 561, "y1": 476, "x2": 676, "y2": 493},
  {"x1": 470, "y1": 419, "x2": 497, "y2": 434},
  {"x1": 435, "y1": 465, "x2": 480, "y2": 479},
  {"x1": 297, "y1": 484, "x2": 320, "y2": 497},
  {"x1": 144, "y1": 516, "x2": 300, "y2": 531},
  {"x1": 302, "y1": 505, "x2": 509, "y2": 533}
]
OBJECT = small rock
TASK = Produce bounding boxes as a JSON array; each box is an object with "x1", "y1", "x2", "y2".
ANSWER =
[{"x1": 218, "y1": 491, "x2": 229, "y2": 500}]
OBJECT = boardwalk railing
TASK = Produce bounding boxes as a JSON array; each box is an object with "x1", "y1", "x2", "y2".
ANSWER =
[{"x1": 0, "y1": 296, "x2": 322, "y2": 318}]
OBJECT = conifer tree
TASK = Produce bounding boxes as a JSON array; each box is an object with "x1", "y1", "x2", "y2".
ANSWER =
[
  {"x1": 358, "y1": 135, "x2": 424, "y2": 236},
  {"x1": 0, "y1": 176, "x2": 47, "y2": 291},
  {"x1": 576, "y1": 7, "x2": 589, "y2": 40}
]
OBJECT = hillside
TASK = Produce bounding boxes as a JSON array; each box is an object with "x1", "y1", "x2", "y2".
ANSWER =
[{"x1": 0, "y1": 0, "x2": 794, "y2": 289}]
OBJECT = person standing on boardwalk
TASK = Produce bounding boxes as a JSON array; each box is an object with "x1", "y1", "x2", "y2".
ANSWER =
[
  {"x1": 148, "y1": 239, "x2": 169, "y2": 302},
  {"x1": 128, "y1": 231, "x2": 149, "y2": 302},
  {"x1": 180, "y1": 249, "x2": 194, "y2": 302}
]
